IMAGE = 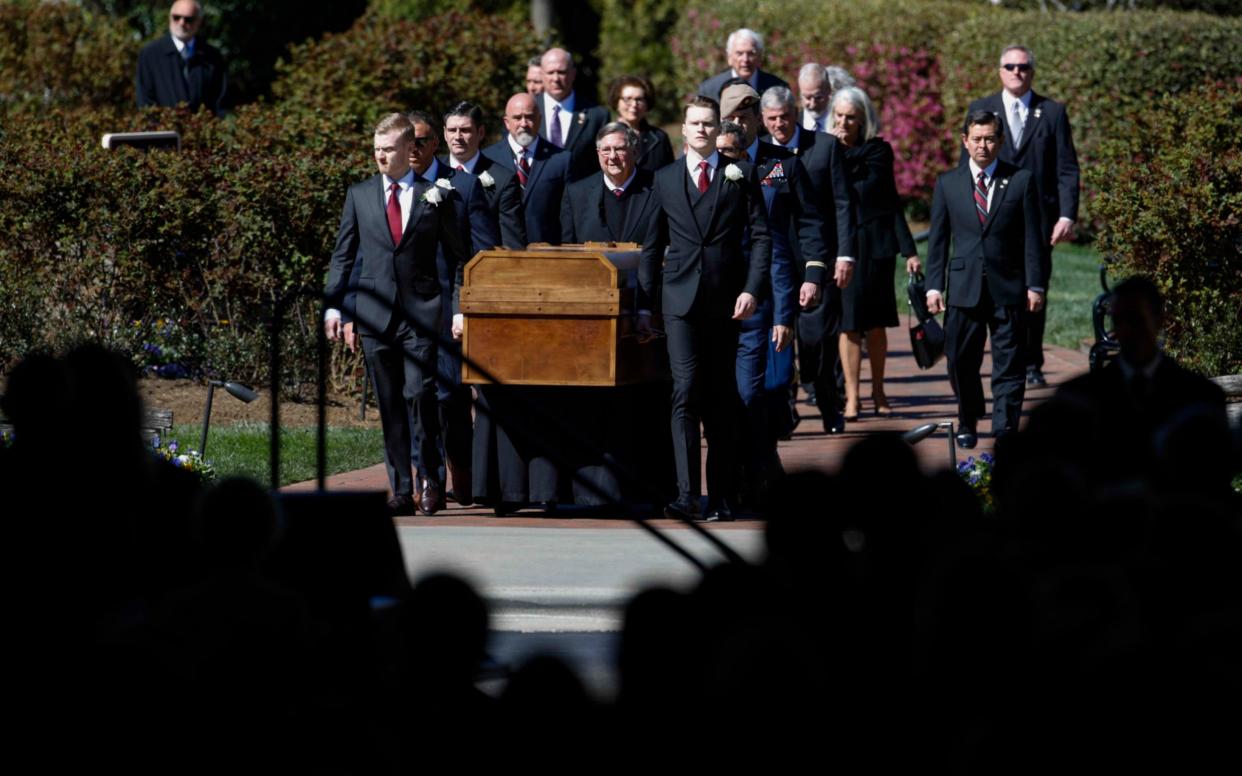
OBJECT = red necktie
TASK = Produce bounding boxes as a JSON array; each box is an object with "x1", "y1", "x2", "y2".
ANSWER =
[
  {"x1": 613, "y1": 187, "x2": 624, "y2": 198},
  {"x1": 386, "y1": 181, "x2": 403, "y2": 245},
  {"x1": 697, "y1": 160, "x2": 710, "y2": 194},
  {"x1": 974, "y1": 171, "x2": 989, "y2": 225},
  {"x1": 516, "y1": 154, "x2": 530, "y2": 187},
  {"x1": 455, "y1": 164, "x2": 466, "y2": 173}
]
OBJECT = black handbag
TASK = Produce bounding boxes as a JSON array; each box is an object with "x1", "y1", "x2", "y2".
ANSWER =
[{"x1": 906, "y1": 272, "x2": 945, "y2": 369}]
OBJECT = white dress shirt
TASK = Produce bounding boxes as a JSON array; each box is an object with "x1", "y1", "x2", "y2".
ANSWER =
[
  {"x1": 450, "y1": 152, "x2": 481, "y2": 173},
  {"x1": 542, "y1": 91, "x2": 576, "y2": 145},
  {"x1": 326, "y1": 168, "x2": 416, "y2": 322},
  {"x1": 685, "y1": 149, "x2": 719, "y2": 183}
]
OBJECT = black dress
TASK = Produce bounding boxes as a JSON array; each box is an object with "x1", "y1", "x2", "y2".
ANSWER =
[{"x1": 840, "y1": 138, "x2": 918, "y2": 332}]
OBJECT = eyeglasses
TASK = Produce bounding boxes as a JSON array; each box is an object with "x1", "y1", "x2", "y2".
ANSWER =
[
  {"x1": 1001, "y1": 63, "x2": 1033, "y2": 73},
  {"x1": 597, "y1": 146, "x2": 630, "y2": 156},
  {"x1": 412, "y1": 136, "x2": 434, "y2": 148},
  {"x1": 619, "y1": 96, "x2": 648, "y2": 104},
  {"x1": 171, "y1": 14, "x2": 198, "y2": 23}
]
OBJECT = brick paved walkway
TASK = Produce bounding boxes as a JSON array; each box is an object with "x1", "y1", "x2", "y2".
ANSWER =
[{"x1": 284, "y1": 323, "x2": 1088, "y2": 526}]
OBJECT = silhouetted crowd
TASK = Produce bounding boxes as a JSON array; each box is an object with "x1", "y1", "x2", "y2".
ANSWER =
[{"x1": 1, "y1": 322, "x2": 1236, "y2": 770}]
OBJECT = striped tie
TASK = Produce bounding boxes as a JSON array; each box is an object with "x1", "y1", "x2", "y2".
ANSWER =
[{"x1": 974, "y1": 171, "x2": 989, "y2": 225}]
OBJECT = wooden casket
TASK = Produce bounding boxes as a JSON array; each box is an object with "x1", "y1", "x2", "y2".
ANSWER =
[{"x1": 460, "y1": 244, "x2": 669, "y2": 386}]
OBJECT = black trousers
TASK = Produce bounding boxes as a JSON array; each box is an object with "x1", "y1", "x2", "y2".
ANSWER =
[
  {"x1": 945, "y1": 286, "x2": 1027, "y2": 436},
  {"x1": 796, "y1": 283, "x2": 844, "y2": 416},
  {"x1": 665, "y1": 310, "x2": 740, "y2": 505},
  {"x1": 361, "y1": 294, "x2": 443, "y2": 497}
]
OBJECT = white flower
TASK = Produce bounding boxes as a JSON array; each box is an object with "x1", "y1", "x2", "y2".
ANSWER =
[
  {"x1": 435, "y1": 178, "x2": 454, "y2": 191},
  {"x1": 422, "y1": 187, "x2": 444, "y2": 206},
  {"x1": 724, "y1": 163, "x2": 744, "y2": 181},
  {"x1": 1000, "y1": 178, "x2": 1009, "y2": 188},
  {"x1": 1033, "y1": 107, "x2": 1042, "y2": 119},
  {"x1": 478, "y1": 170, "x2": 495, "y2": 188}
]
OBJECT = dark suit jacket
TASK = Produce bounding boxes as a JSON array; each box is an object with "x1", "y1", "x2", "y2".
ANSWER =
[
  {"x1": 538, "y1": 94, "x2": 611, "y2": 182},
  {"x1": 639, "y1": 157, "x2": 771, "y2": 318},
  {"x1": 482, "y1": 137, "x2": 572, "y2": 245},
  {"x1": 636, "y1": 123, "x2": 675, "y2": 173},
  {"x1": 341, "y1": 163, "x2": 493, "y2": 326},
  {"x1": 764, "y1": 128, "x2": 857, "y2": 276},
  {"x1": 459, "y1": 154, "x2": 526, "y2": 249},
  {"x1": 698, "y1": 69, "x2": 789, "y2": 101},
  {"x1": 325, "y1": 172, "x2": 469, "y2": 334},
  {"x1": 560, "y1": 169, "x2": 658, "y2": 246},
  {"x1": 925, "y1": 160, "x2": 1043, "y2": 309},
  {"x1": 843, "y1": 138, "x2": 918, "y2": 260},
  {"x1": 755, "y1": 149, "x2": 829, "y2": 289},
  {"x1": 135, "y1": 34, "x2": 227, "y2": 115},
  {"x1": 966, "y1": 91, "x2": 1080, "y2": 245}
]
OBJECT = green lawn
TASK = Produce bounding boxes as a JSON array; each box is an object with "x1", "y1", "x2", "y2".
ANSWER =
[
  {"x1": 168, "y1": 422, "x2": 384, "y2": 487},
  {"x1": 899, "y1": 240, "x2": 1107, "y2": 351}
]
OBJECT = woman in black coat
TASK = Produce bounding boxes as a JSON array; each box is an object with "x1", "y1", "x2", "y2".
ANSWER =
[
  {"x1": 608, "y1": 75, "x2": 674, "y2": 173},
  {"x1": 829, "y1": 86, "x2": 921, "y2": 419}
]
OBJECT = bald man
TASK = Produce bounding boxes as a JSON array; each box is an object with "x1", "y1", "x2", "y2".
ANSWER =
[
  {"x1": 537, "y1": 47, "x2": 611, "y2": 182},
  {"x1": 136, "y1": 0, "x2": 228, "y2": 115},
  {"x1": 482, "y1": 92, "x2": 573, "y2": 244}
]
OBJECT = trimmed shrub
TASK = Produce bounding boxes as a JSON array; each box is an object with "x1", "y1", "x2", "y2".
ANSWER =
[
  {"x1": 271, "y1": 8, "x2": 539, "y2": 137},
  {"x1": 0, "y1": 1, "x2": 137, "y2": 116},
  {"x1": 1087, "y1": 82, "x2": 1241, "y2": 376}
]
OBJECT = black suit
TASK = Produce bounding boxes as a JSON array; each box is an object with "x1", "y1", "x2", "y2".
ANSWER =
[
  {"x1": 765, "y1": 128, "x2": 857, "y2": 419},
  {"x1": 458, "y1": 154, "x2": 526, "y2": 249},
  {"x1": 698, "y1": 69, "x2": 789, "y2": 101},
  {"x1": 135, "y1": 34, "x2": 227, "y2": 115},
  {"x1": 560, "y1": 169, "x2": 658, "y2": 246},
  {"x1": 967, "y1": 90, "x2": 1080, "y2": 370},
  {"x1": 482, "y1": 137, "x2": 572, "y2": 245},
  {"x1": 539, "y1": 93, "x2": 611, "y2": 182},
  {"x1": 325, "y1": 171, "x2": 469, "y2": 497},
  {"x1": 639, "y1": 155, "x2": 771, "y2": 505},
  {"x1": 926, "y1": 159, "x2": 1043, "y2": 435}
]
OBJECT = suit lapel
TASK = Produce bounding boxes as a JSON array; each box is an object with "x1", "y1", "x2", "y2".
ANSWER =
[
  {"x1": 953, "y1": 165, "x2": 983, "y2": 235},
  {"x1": 981, "y1": 164, "x2": 1013, "y2": 234},
  {"x1": 621, "y1": 186, "x2": 651, "y2": 243},
  {"x1": 564, "y1": 109, "x2": 583, "y2": 149},
  {"x1": 1013, "y1": 93, "x2": 1042, "y2": 156},
  {"x1": 396, "y1": 178, "x2": 428, "y2": 251}
]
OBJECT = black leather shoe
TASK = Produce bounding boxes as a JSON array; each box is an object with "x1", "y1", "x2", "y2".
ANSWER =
[
  {"x1": 1026, "y1": 368, "x2": 1048, "y2": 387},
  {"x1": 664, "y1": 497, "x2": 702, "y2": 520},
  {"x1": 824, "y1": 411, "x2": 847, "y2": 434},
  {"x1": 704, "y1": 500, "x2": 735, "y2": 522},
  {"x1": 955, "y1": 429, "x2": 978, "y2": 449},
  {"x1": 804, "y1": 385, "x2": 818, "y2": 406},
  {"x1": 417, "y1": 479, "x2": 444, "y2": 516},
  {"x1": 387, "y1": 494, "x2": 417, "y2": 517}
]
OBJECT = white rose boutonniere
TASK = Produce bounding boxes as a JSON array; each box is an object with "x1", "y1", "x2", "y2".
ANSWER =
[
  {"x1": 1033, "y1": 107, "x2": 1042, "y2": 119},
  {"x1": 421, "y1": 186, "x2": 445, "y2": 206},
  {"x1": 999, "y1": 178, "x2": 1009, "y2": 189},
  {"x1": 478, "y1": 170, "x2": 495, "y2": 188},
  {"x1": 435, "y1": 178, "x2": 454, "y2": 191},
  {"x1": 724, "y1": 163, "x2": 744, "y2": 182}
]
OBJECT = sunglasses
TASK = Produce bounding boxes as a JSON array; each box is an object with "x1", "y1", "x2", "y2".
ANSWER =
[
  {"x1": 171, "y1": 14, "x2": 198, "y2": 23},
  {"x1": 1002, "y1": 63, "x2": 1033, "y2": 73},
  {"x1": 412, "y1": 136, "x2": 435, "y2": 148}
]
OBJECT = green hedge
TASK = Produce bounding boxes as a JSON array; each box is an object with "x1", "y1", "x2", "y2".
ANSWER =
[
  {"x1": 271, "y1": 8, "x2": 538, "y2": 138},
  {"x1": 0, "y1": 1, "x2": 137, "y2": 117},
  {"x1": 1087, "y1": 82, "x2": 1241, "y2": 376},
  {"x1": 0, "y1": 6, "x2": 539, "y2": 391}
]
